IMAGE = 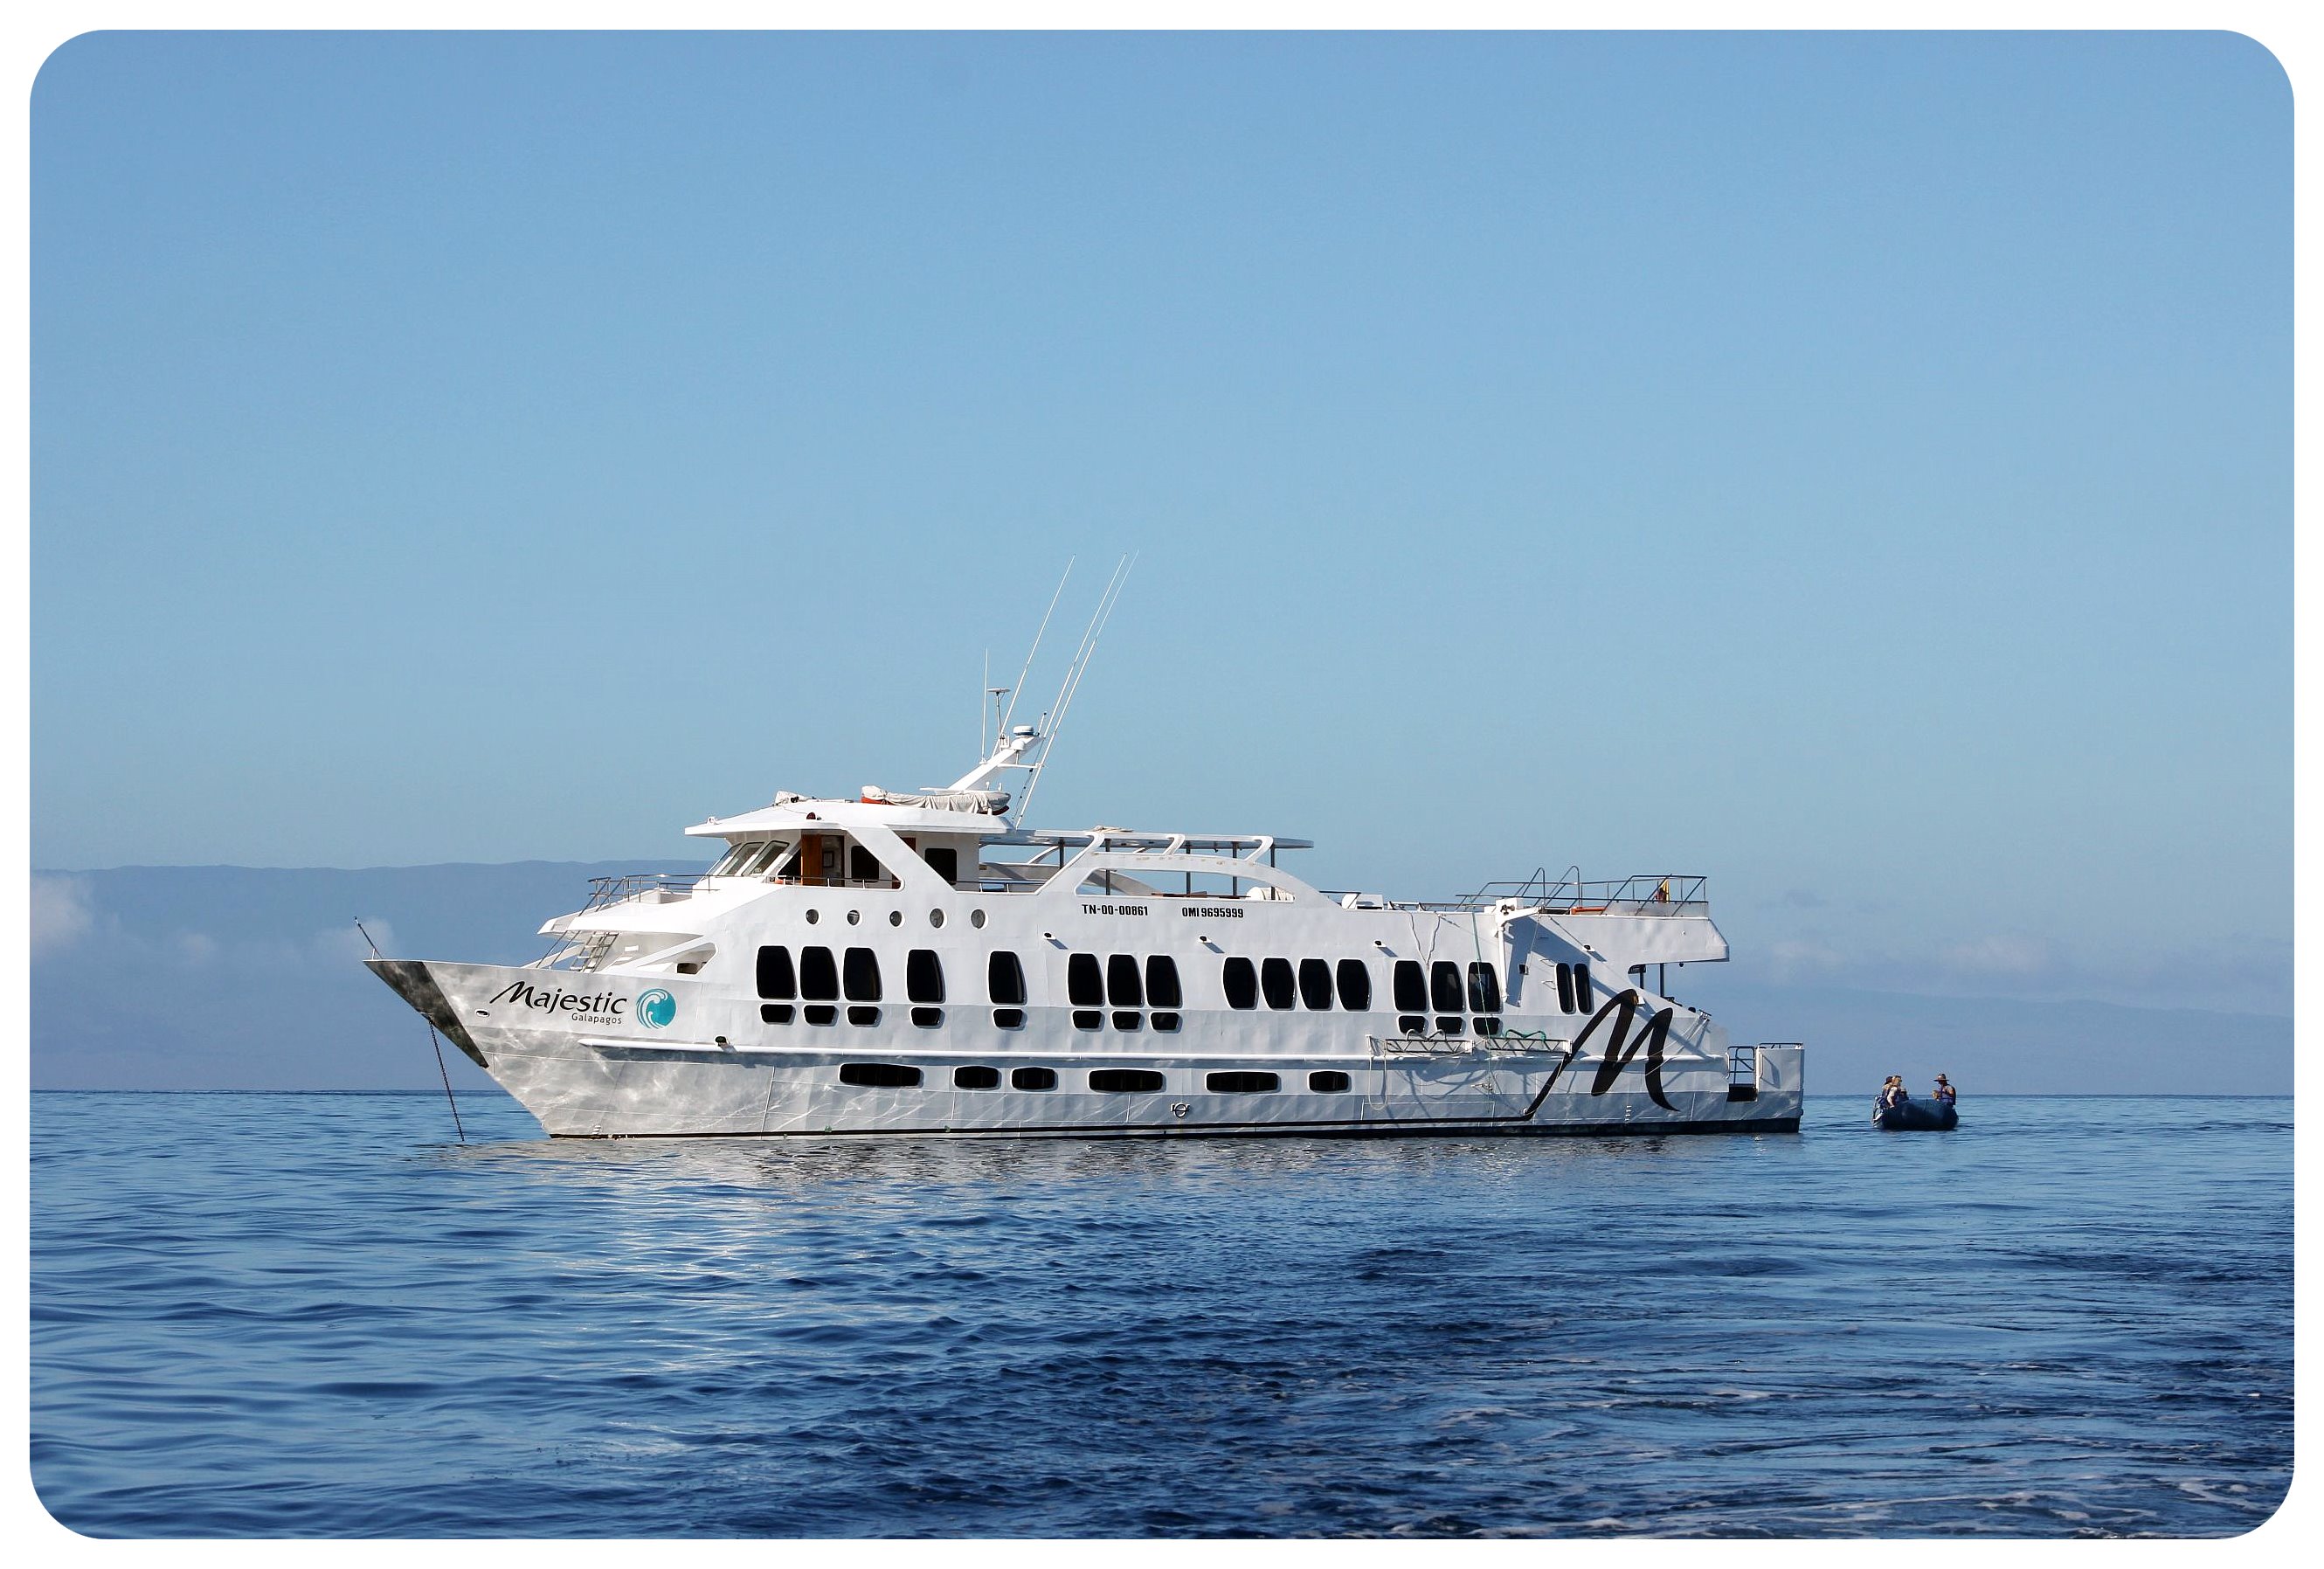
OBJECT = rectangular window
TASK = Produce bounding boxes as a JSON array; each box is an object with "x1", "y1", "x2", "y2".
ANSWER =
[
  {"x1": 1297, "y1": 958, "x2": 1333, "y2": 1010},
  {"x1": 843, "y1": 948, "x2": 882, "y2": 1002},
  {"x1": 906, "y1": 950, "x2": 944, "y2": 1004},
  {"x1": 1335, "y1": 959, "x2": 1371, "y2": 1011},
  {"x1": 1145, "y1": 956, "x2": 1183, "y2": 1008},
  {"x1": 1468, "y1": 963, "x2": 1502, "y2": 1014},
  {"x1": 1431, "y1": 962, "x2": 1465, "y2": 1014},
  {"x1": 1068, "y1": 953, "x2": 1103, "y2": 1006},
  {"x1": 838, "y1": 1062, "x2": 920, "y2": 1088},
  {"x1": 953, "y1": 1065, "x2": 999, "y2": 1089},
  {"x1": 1261, "y1": 957, "x2": 1297, "y2": 1010},
  {"x1": 1393, "y1": 961, "x2": 1426, "y2": 1013},
  {"x1": 925, "y1": 847, "x2": 959, "y2": 883},
  {"x1": 847, "y1": 845, "x2": 883, "y2": 883},
  {"x1": 757, "y1": 945, "x2": 795, "y2": 999},
  {"x1": 1222, "y1": 957, "x2": 1258, "y2": 1010},
  {"x1": 988, "y1": 951, "x2": 1027, "y2": 1006},
  {"x1": 1090, "y1": 1068, "x2": 1165, "y2": 1093},
  {"x1": 1012, "y1": 1066, "x2": 1056, "y2": 1090},
  {"x1": 1152, "y1": 1012, "x2": 1182, "y2": 1033},
  {"x1": 1072, "y1": 1010, "x2": 1103, "y2": 1031},
  {"x1": 1206, "y1": 1070, "x2": 1279, "y2": 1093},
  {"x1": 1106, "y1": 953, "x2": 1144, "y2": 1008},
  {"x1": 1112, "y1": 1011, "x2": 1142, "y2": 1032},
  {"x1": 1310, "y1": 1070, "x2": 1352, "y2": 1092}
]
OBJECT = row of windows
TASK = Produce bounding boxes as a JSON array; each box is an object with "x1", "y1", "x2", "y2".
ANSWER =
[
  {"x1": 837, "y1": 1062, "x2": 1355, "y2": 1094},
  {"x1": 756, "y1": 945, "x2": 1588, "y2": 1034}
]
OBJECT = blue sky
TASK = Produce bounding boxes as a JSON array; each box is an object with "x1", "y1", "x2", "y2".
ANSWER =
[{"x1": 31, "y1": 31, "x2": 2290, "y2": 1013}]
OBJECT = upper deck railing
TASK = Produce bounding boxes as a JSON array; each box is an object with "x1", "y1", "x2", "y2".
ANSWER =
[{"x1": 1317, "y1": 873, "x2": 1709, "y2": 916}]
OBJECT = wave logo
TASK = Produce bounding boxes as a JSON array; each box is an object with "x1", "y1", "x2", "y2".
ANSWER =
[{"x1": 635, "y1": 989, "x2": 677, "y2": 1030}]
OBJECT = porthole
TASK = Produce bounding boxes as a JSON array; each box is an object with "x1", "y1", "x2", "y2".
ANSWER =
[
  {"x1": 889, "y1": 910, "x2": 903, "y2": 927},
  {"x1": 806, "y1": 909, "x2": 820, "y2": 925},
  {"x1": 847, "y1": 910, "x2": 861, "y2": 926},
  {"x1": 971, "y1": 909, "x2": 986, "y2": 930},
  {"x1": 930, "y1": 909, "x2": 945, "y2": 928}
]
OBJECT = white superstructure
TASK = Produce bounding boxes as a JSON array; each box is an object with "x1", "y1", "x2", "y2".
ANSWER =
[{"x1": 369, "y1": 719, "x2": 1806, "y2": 1140}]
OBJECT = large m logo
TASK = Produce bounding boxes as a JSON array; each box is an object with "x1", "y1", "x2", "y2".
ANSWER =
[{"x1": 1568, "y1": 988, "x2": 1679, "y2": 1111}]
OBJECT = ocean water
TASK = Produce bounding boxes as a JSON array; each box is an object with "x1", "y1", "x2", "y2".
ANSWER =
[{"x1": 31, "y1": 1091, "x2": 2291, "y2": 1538}]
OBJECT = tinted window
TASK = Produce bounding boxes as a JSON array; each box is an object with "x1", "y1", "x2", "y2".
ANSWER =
[
  {"x1": 799, "y1": 946, "x2": 838, "y2": 1001},
  {"x1": 1145, "y1": 955, "x2": 1183, "y2": 1008},
  {"x1": 1012, "y1": 1066, "x2": 1056, "y2": 1090},
  {"x1": 1310, "y1": 1070, "x2": 1352, "y2": 1092},
  {"x1": 1468, "y1": 963, "x2": 1502, "y2": 1013},
  {"x1": 1431, "y1": 961, "x2": 1465, "y2": 1013},
  {"x1": 988, "y1": 950, "x2": 1027, "y2": 1006},
  {"x1": 1106, "y1": 954, "x2": 1144, "y2": 1008},
  {"x1": 1297, "y1": 958, "x2": 1333, "y2": 1010},
  {"x1": 843, "y1": 948, "x2": 882, "y2": 1002},
  {"x1": 1261, "y1": 957, "x2": 1297, "y2": 1010},
  {"x1": 1335, "y1": 959, "x2": 1371, "y2": 1011},
  {"x1": 910, "y1": 1006, "x2": 943, "y2": 1028},
  {"x1": 1574, "y1": 964, "x2": 1593, "y2": 1009},
  {"x1": 1222, "y1": 957, "x2": 1258, "y2": 1010},
  {"x1": 1393, "y1": 960, "x2": 1427, "y2": 1013},
  {"x1": 1068, "y1": 953, "x2": 1103, "y2": 1006},
  {"x1": 1556, "y1": 962, "x2": 1574, "y2": 1013},
  {"x1": 993, "y1": 1008, "x2": 1026, "y2": 1030},
  {"x1": 906, "y1": 950, "x2": 944, "y2": 1004},
  {"x1": 756, "y1": 945, "x2": 795, "y2": 999},
  {"x1": 1073, "y1": 1009, "x2": 1103, "y2": 1030},
  {"x1": 847, "y1": 845, "x2": 882, "y2": 882},
  {"x1": 1089, "y1": 1068, "x2": 1165, "y2": 1093},
  {"x1": 1112, "y1": 1011, "x2": 1142, "y2": 1032},
  {"x1": 925, "y1": 847, "x2": 959, "y2": 883},
  {"x1": 1206, "y1": 1070, "x2": 1280, "y2": 1093},
  {"x1": 839, "y1": 1062, "x2": 919, "y2": 1088},
  {"x1": 1152, "y1": 1012, "x2": 1182, "y2": 1033},
  {"x1": 953, "y1": 1065, "x2": 999, "y2": 1089}
]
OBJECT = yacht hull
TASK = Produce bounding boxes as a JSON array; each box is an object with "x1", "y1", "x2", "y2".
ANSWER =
[{"x1": 370, "y1": 958, "x2": 1804, "y2": 1141}]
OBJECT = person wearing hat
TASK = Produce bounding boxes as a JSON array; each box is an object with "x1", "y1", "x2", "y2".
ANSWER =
[{"x1": 1933, "y1": 1074, "x2": 1957, "y2": 1109}]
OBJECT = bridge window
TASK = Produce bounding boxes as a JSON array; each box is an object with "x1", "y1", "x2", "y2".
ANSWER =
[
  {"x1": 839, "y1": 1062, "x2": 919, "y2": 1088},
  {"x1": 1468, "y1": 963, "x2": 1502, "y2": 1014},
  {"x1": 1393, "y1": 961, "x2": 1426, "y2": 1013},
  {"x1": 744, "y1": 840, "x2": 789, "y2": 876},
  {"x1": 1261, "y1": 957, "x2": 1297, "y2": 1010},
  {"x1": 712, "y1": 840, "x2": 761, "y2": 875},
  {"x1": 1310, "y1": 1070, "x2": 1352, "y2": 1092},
  {"x1": 1107, "y1": 954, "x2": 1144, "y2": 1008},
  {"x1": 1207, "y1": 1071, "x2": 1279, "y2": 1094},
  {"x1": 1145, "y1": 956, "x2": 1183, "y2": 1009},
  {"x1": 1012, "y1": 1066, "x2": 1056, "y2": 1090},
  {"x1": 1297, "y1": 958, "x2": 1333, "y2": 1010},
  {"x1": 1335, "y1": 959, "x2": 1371, "y2": 1011},
  {"x1": 1090, "y1": 1068, "x2": 1165, "y2": 1093},
  {"x1": 1222, "y1": 957, "x2": 1258, "y2": 1010},
  {"x1": 953, "y1": 1065, "x2": 999, "y2": 1089}
]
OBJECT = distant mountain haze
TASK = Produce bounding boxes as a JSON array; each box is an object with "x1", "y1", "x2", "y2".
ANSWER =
[{"x1": 29, "y1": 863, "x2": 2291, "y2": 1098}]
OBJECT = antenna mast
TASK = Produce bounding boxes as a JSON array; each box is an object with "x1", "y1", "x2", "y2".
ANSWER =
[{"x1": 1013, "y1": 552, "x2": 1134, "y2": 825}]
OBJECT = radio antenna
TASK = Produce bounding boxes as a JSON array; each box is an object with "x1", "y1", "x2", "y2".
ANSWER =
[
  {"x1": 1014, "y1": 552, "x2": 1133, "y2": 825},
  {"x1": 1000, "y1": 558, "x2": 1073, "y2": 739}
]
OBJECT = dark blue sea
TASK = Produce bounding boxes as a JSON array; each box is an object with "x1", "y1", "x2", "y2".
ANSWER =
[{"x1": 31, "y1": 1092, "x2": 2291, "y2": 1538}]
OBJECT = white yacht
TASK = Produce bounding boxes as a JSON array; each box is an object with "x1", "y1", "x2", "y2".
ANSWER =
[{"x1": 367, "y1": 715, "x2": 1805, "y2": 1140}]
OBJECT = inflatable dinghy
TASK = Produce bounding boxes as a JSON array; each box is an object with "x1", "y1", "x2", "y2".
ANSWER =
[{"x1": 1874, "y1": 1100, "x2": 1958, "y2": 1130}]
